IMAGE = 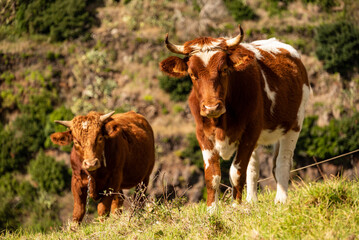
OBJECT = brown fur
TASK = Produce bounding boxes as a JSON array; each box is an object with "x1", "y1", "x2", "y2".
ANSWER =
[{"x1": 50, "y1": 111, "x2": 155, "y2": 223}]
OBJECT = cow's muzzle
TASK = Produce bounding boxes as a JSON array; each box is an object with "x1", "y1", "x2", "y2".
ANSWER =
[
  {"x1": 200, "y1": 102, "x2": 226, "y2": 118},
  {"x1": 82, "y1": 158, "x2": 101, "y2": 171}
]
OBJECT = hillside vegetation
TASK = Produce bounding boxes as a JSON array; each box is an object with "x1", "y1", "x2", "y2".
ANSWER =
[
  {"x1": 1, "y1": 0, "x2": 359, "y2": 233},
  {"x1": 2, "y1": 178, "x2": 359, "y2": 239}
]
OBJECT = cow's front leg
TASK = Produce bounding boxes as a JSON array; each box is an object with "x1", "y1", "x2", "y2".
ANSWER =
[
  {"x1": 111, "y1": 190, "x2": 125, "y2": 215},
  {"x1": 71, "y1": 175, "x2": 88, "y2": 224},
  {"x1": 97, "y1": 195, "x2": 113, "y2": 219},
  {"x1": 230, "y1": 141, "x2": 257, "y2": 204},
  {"x1": 202, "y1": 149, "x2": 221, "y2": 214}
]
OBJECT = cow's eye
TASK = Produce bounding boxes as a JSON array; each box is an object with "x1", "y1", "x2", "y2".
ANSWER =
[
  {"x1": 74, "y1": 140, "x2": 81, "y2": 147},
  {"x1": 189, "y1": 73, "x2": 197, "y2": 80},
  {"x1": 221, "y1": 68, "x2": 228, "y2": 75},
  {"x1": 98, "y1": 136, "x2": 103, "y2": 142}
]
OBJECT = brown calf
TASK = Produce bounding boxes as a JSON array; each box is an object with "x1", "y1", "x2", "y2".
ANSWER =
[
  {"x1": 51, "y1": 111, "x2": 155, "y2": 223},
  {"x1": 160, "y1": 26, "x2": 309, "y2": 213}
]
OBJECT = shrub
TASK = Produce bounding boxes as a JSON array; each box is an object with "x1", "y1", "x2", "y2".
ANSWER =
[
  {"x1": 180, "y1": 133, "x2": 203, "y2": 170},
  {"x1": 0, "y1": 173, "x2": 37, "y2": 231},
  {"x1": 0, "y1": 125, "x2": 28, "y2": 174},
  {"x1": 262, "y1": 0, "x2": 295, "y2": 16},
  {"x1": 301, "y1": 0, "x2": 337, "y2": 12},
  {"x1": 44, "y1": 105, "x2": 74, "y2": 151},
  {"x1": 315, "y1": 21, "x2": 359, "y2": 79},
  {"x1": 224, "y1": 0, "x2": 258, "y2": 22},
  {"x1": 158, "y1": 74, "x2": 192, "y2": 102},
  {"x1": 296, "y1": 112, "x2": 359, "y2": 161},
  {"x1": 28, "y1": 150, "x2": 71, "y2": 194},
  {"x1": 15, "y1": 0, "x2": 97, "y2": 41}
]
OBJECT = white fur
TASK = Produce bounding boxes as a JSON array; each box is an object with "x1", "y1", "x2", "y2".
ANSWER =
[
  {"x1": 274, "y1": 130, "x2": 299, "y2": 203},
  {"x1": 261, "y1": 69, "x2": 276, "y2": 114},
  {"x1": 229, "y1": 161, "x2": 240, "y2": 187},
  {"x1": 246, "y1": 150, "x2": 260, "y2": 202},
  {"x1": 257, "y1": 128, "x2": 285, "y2": 146},
  {"x1": 191, "y1": 40, "x2": 221, "y2": 52},
  {"x1": 297, "y1": 84, "x2": 310, "y2": 129},
  {"x1": 202, "y1": 150, "x2": 213, "y2": 170},
  {"x1": 251, "y1": 38, "x2": 300, "y2": 59},
  {"x1": 214, "y1": 137, "x2": 238, "y2": 160},
  {"x1": 207, "y1": 202, "x2": 218, "y2": 215},
  {"x1": 240, "y1": 43, "x2": 263, "y2": 60},
  {"x1": 82, "y1": 121, "x2": 88, "y2": 129}
]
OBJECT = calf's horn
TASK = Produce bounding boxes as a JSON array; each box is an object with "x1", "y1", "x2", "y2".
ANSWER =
[
  {"x1": 100, "y1": 111, "x2": 115, "y2": 123},
  {"x1": 225, "y1": 25, "x2": 244, "y2": 48},
  {"x1": 54, "y1": 120, "x2": 73, "y2": 128},
  {"x1": 165, "y1": 33, "x2": 186, "y2": 55}
]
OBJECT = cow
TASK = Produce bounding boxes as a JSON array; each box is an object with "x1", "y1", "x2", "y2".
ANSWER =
[
  {"x1": 159, "y1": 25, "x2": 310, "y2": 213},
  {"x1": 50, "y1": 111, "x2": 155, "y2": 224}
]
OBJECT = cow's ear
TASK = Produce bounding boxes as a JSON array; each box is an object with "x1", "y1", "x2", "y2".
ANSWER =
[
  {"x1": 229, "y1": 47, "x2": 255, "y2": 71},
  {"x1": 105, "y1": 121, "x2": 121, "y2": 138},
  {"x1": 159, "y1": 56, "x2": 188, "y2": 78},
  {"x1": 50, "y1": 131, "x2": 73, "y2": 146}
]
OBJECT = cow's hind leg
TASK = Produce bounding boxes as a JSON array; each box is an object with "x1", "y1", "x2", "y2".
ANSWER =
[
  {"x1": 274, "y1": 130, "x2": 300, "y2": 204},
  {"x1": 246, "y1": 149, "x2": 260, "y2": 202}
]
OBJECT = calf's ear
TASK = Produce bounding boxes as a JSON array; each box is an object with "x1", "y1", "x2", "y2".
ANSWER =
[
  {"x1": 105, "y1": 121, "x2": 121, "y2": 138},
  {"x1": 159, "y1": 56, "x2": 188, "y2": 78},
  {"x1": 50, "y1": 131, "x2": 73, "y2": 145},
  {"x1": 229, "y1": 47, "x2": 255, "y2": 71}
]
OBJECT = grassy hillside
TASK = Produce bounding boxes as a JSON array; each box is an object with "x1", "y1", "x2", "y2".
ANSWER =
[
  {"x1": 1, "y1": 0, "x2": 359, "y2": 233},
  {"x1": 2, "y1": 178, "x2": 358, "y2": 239}
]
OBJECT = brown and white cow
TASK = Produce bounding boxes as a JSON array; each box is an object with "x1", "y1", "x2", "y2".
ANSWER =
[
  {"x1": 50, "y1": 111, "x2": 155, "y2": 223},
  {"x1": 160, "y1": 26, "x2": 310, "y2": 213}
]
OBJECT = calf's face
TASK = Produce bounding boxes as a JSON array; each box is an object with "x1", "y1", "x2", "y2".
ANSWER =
[{"x1": 50, "y1": 111, "x2": 120, "y2": 171}]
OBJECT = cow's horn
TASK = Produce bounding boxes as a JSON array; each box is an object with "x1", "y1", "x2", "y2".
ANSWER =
[
  {"x1": 100, "y1": 111, "x2": 115, "y2": 122},
  {"x1": 225, "y1": 25, "x2": 244, "y2": 48},
  {"x1": 165, "y1": 33, "x2": 186, "y2": 55},
  {"x1": 54, "y1": 120, "x2": 73, "y2": 128}
]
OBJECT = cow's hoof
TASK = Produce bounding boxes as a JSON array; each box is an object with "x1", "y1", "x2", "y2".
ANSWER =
[
  {"x1": 274, "y1": 192, "x2": 287, "y2": 204},
  {"x1": 207, "y1": 204, "x2": 218, "y2": 215}
]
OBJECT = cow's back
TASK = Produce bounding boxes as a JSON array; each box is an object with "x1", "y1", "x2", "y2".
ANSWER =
[{"x1": 111, "y1": 111, "x2": 155, "y2": 189}]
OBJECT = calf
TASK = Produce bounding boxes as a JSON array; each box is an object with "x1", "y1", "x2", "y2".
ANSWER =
[
  {"x1": 50, "y1": 111, "x2": 155, "y2": 223},
  {"x1": 160, "y1": 26, "x2": 310, "y2": 212}
]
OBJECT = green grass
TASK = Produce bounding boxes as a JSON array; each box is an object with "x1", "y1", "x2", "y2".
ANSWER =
[{"x1": 2, "y1": 178, "x2": 359, "y2": 239}]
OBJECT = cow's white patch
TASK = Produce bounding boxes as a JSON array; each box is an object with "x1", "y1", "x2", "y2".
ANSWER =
[
  {"x1": 191, "y1": 40, "x2": 221, "y2": 52},
  {"x1": 246, "y1": 151, "x2": 259, "y2": 202},
  {"x1": 212, "y1": 175, "x2": 221, "y2": 190},
  {"x1": 195, "y1": 51, "x2": 219, "y2": 66},
  {"x1": 297, "y1": 84, "x2": 310, "y2": 129},
  {"x1": 241, "y1": 43, "x2": 263, "y2": 60},
  {"x1": 261, "y1": 69, "x2": 276, "y2": 114},
  {"x1": 214, "y1": 137, "x2": 237, "y2": 160},
  {"x1": 207, "y1": 202, "x2": 218, "y2": 215},
  {"x1": 202, "y1": 150, "x2": 213, "y2": 170},
  {"x1": 82, "y1": 121, "x2": 88, "y2": 130},
  {"x1": 252, "y1": 38, "x2": 300, "y2": 59},
  {"x1": 257, "y1": 128, "x2": 285, "y2": 145},
  {"x1": 229, "y1": 162, "x2": 240, "y2": 187}
]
